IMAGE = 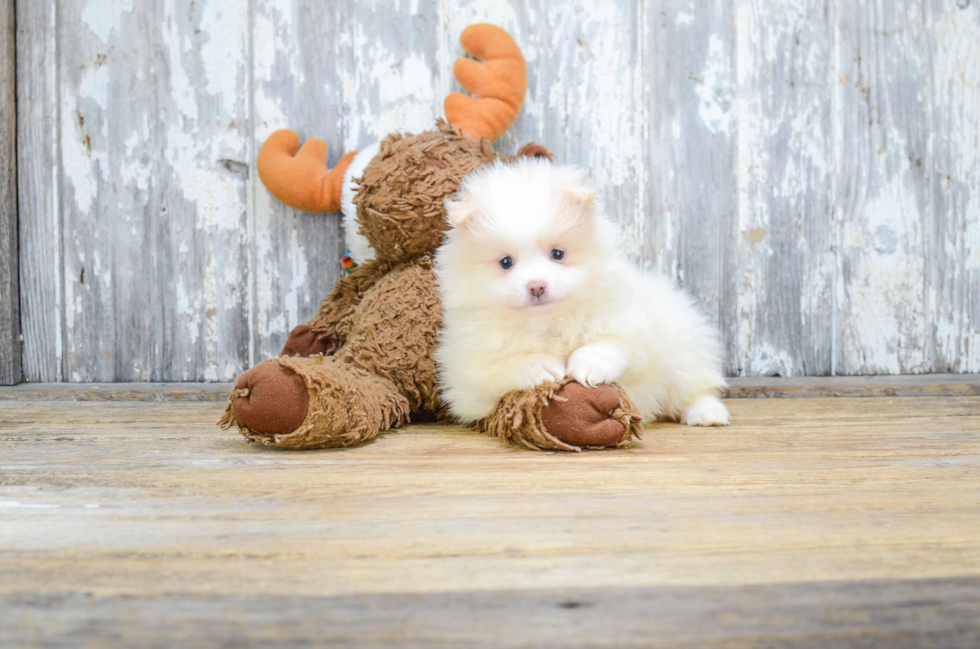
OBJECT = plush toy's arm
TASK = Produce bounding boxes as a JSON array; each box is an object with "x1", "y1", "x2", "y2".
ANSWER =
[
  {"x1": 479, "y1": 379, "x2": 642, "y2": 452},
  {"x1": 304, "y1": 259, "x2": 395, "y2": 350}
]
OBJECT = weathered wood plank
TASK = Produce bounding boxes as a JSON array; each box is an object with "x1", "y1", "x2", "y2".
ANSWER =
[
  {"x1": 3, "y1": 578, "x2": 979, "y2": 648},
  {"x1": 835, "y1": 0, "x2": 933, "y2": 374},
  {"x1": 439, "y1": 1, "x2": 644, "y2": 253},
  {"x1": 642, "y1": 0, "x2": 738, "y2": 375},
  {"x1": 0, "y1": 396, "x2": 979, "y2": 644},
  {"x1": 734, "y1": 0, "x2": 835, "y2": 377},
  {"x1": 0, "y1": 0, "x2": 18, "y2": 385},
  {"x1": 249, "y1": 0, "x2": 441, "y2": 362},
  {"x1": 928, "y1": 0, "x2": 980, "y2": 373},
  {"x1": 16, "y1": 0, "x2": 61, "y2": 382},
  {"x1": 53, "y1": 0, "x2": 252, "y2": 382},
  {"x1": 12, "y1": 1, "x2": 980, "y2": 381}
]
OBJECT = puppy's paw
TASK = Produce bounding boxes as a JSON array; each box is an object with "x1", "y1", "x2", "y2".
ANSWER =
[
  {"x1": 681, "y1": 395, "x2": 731, "y2": 427},
  {"x1": 517, "y1": 357, "x2": 566, "y2": 389},
  {"x1": 567, "y1": 344, "x2": 628, "y2": 387}
]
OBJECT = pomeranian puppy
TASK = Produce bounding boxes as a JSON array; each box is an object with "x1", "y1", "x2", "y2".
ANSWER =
[{"x1": 435, "y1": 159, "x2": 730, "y2": 428}]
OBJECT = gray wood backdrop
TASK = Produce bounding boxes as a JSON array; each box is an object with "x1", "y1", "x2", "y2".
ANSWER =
[
  {"x1": 1, "y1": 0, "x2": 17, "y2": 384},
  {"x1": 10, "y1": 0, "x2": 980, "y2": 383}
]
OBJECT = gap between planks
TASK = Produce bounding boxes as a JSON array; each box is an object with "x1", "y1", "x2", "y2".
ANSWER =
[{"x1": 0, "y1": 374, "x2": 977, "y2": 402}]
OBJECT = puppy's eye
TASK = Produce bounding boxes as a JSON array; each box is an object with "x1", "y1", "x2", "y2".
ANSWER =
[
  {"x1": 550, "y1": 249, "x2": 565, "y2": 261},
  {"x1": 499, "y1": 256, "x2": 515, "y2": 270}
]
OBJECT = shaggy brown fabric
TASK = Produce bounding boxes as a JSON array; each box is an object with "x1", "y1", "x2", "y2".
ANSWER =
[
  {"x1": 224, "y1": 121, "x2": 643, "y2": 453},
  {"x1": 480, "y1": 379, "x2": 643, "y2": 452},
  {"x1": 353, "y1": 120, "x2": 497, "y2": 262},
  {"x1": 222, "y1": 360, "x2": 309, "y2": 437},
  {"x1": 335, "y1": 257, "x2": 444, "y2": 413},
  {"x1": 281, "y1": 325, "x2": 335, "y2": 357},
  {"x1": 221, "y1": 257, "x2": 444, "y2": 449},
  {"x1": 228, "y1": 355, "x2": 410, "y2": 449},
  {"x1": 221, "y1": 124, "x2": 486, "y2": 450},
  {"x1": 306, "y1": 259, "x2": 395, "y2": 349}
]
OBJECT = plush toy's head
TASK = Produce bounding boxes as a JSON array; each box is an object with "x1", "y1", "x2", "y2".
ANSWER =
[
  {"x1": 352, "y1": 123, "x2": 497, "y2": 262},
  {"x1": 255, "y1": 24, "x2": 545, "y2": 266}
]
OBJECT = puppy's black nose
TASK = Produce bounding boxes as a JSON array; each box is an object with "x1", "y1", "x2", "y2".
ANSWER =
[{"x1": 528, "y1": 281, "x2": 547, "y2": 298}]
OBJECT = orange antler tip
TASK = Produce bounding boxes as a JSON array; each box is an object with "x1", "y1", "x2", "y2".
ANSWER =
[
  {"x1": 257, "y1": 129, "x2": 357, "y2": 213},
  {"x1": 444, "y1": 24, "x2": 527, "y2": 143}
]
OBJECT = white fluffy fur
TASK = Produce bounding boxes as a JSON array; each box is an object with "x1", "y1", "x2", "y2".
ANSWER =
[
  {"x1": 340, "y1": 141, "x2": 380, "y2": 265},
  {"x1": 435, "y1": 159, "x2": 730, "y2": 427}
]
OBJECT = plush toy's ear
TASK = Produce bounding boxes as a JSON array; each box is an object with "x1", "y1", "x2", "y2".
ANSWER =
[
  {"x1": 516, "y1": 142, "x2": 553, "y2": 162},
  {"x1": 444, "y1": 195, "x2": 478, "y2": 228},
  {"x1": 445, "y1": 24, "x2": 527, "y2": 142}
]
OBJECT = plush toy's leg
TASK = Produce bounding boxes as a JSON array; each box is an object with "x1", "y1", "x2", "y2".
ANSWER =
[
  {"x1": 220, "y1": 355, "x2": 410, "y2": 450},
  {"x1": 480, "y1": 379, "x2": 643, "y2": 452}
]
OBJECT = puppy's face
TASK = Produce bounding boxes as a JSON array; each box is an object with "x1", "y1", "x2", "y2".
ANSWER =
[{"x1": 441, "y1": 161, "x2": 609, "y2": 313}]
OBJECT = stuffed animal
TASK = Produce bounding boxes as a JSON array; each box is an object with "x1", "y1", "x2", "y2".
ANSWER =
[{"x1": 219, "y1": 24, "x2": 643, "y2": 452}]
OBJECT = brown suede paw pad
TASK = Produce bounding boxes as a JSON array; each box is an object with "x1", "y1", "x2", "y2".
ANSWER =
[
  {"x1": 541, "y1": 382, "x2": 629, "y2": 448},
  {"x1": 231, "y1": 360, "x2": 310, "y2": 437}
]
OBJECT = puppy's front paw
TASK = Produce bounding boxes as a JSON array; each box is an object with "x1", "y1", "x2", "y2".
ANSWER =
[
  {"x1": 681, "y1": 395, "x2": 731, "y2": 426},
  {"x1": 567, "y1": 344, "x2": 627, "y2": 387},
  {"x1": 518, "y1": 357, "x2": 566, "y2": 389}
]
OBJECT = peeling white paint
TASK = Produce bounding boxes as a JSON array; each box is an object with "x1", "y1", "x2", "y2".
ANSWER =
[
  {"x1": 696, "y1": 34, "x2": 735, "y2": 136},
  {"x1": 61, "y1": 63, "x2": 110, "y2": 216},
  {"x1": 80, "y1": 0, "x2": 133, "y2": 44},
  {"x1": 748, "y1": 343, "x2": 797, "y2": 377},
  {"x1": 842, "y1": 174, "x2": 929, "y2": 374},
  {"x1": 200, "y1": 0, "x2": 247, "y2": 115},
  {"x1": 677, "y1": 12, "x2": 695, "y2": 26},
  {"x1": 18, "y1": 0, "x2": 980, "y2": 381}
]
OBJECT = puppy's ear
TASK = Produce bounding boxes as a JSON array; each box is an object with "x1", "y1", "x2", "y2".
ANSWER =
[
  {"x1": 562, "y1": 185, "x2": 596, "y2": 218},
  {"x1": 444, "y1": 195, "x2": 477, "y2": 228}
]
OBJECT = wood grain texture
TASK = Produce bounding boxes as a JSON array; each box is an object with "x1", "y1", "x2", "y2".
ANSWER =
[
  {"x1": 249, "y1": 0, "x2": 441, "y2": 362},
  {"x1": 0, "y1": 0, "x2": 18, "y2": 385},
  {"x1": 735, "y1": 0, "x2": 835, "y2": 377},
  {"x1": 3, "y1": 579, "x2": 980, "y2": 647},
  {"x1": 835, "y1": 0, "x2": 933, "y2": 374},
  {"x1": 928, "y1": 0, "x2": 980, "y2": 373},
  {"x1": 1, "y1": 396, "x2": 979, "y2": 645},
  {"x1": 644, "y1": 1, "x2": 739, "y2": 375},
  {"x1": 14, "y1": 0, "x2": 980, "y2": 380},
  {"x1": 446, "y1": 0, "x2": 645, "y2": 258},
  {"x1": 58, "y1": 0, "x2": 251, "y2": 382},
  {"x1": 15, "y1": 0, "x2": 61, "y2": 382}
]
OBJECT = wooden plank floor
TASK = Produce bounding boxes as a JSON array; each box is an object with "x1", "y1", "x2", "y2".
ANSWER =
[{"x1": 1, "y1": 395, "x2": 979, "y2": 647}]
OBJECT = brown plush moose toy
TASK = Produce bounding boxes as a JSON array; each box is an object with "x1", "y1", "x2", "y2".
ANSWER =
[{"x1": 220, "y1": 24, "x2": 643, "y2": 451}]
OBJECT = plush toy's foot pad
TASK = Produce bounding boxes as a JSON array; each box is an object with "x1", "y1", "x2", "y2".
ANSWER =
[
  {"x1": 542, "y1": 382, "x2": 632, "y2": 448},
  {"x1": 231, "y1": 360, "x2": 309, "y2": 436},
  {"x1": 481, "y1": 379, "x2": 642, "y2": 452},
  {"x1": 280, "y1": 324, "x2": 334, "y2": 357}
]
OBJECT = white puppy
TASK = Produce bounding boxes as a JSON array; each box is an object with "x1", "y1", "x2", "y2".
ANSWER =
[{"x1": 435, "y1": 159, "x2": 730, "y2": 428}]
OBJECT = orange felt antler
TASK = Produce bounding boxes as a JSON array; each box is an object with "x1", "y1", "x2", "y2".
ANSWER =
[
  {"x1": 444, "y1": 24, "x2": 527, "y2": 143},
  {"x1": 256, "y1": 130, "x2": 358, "y2": 213}
]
